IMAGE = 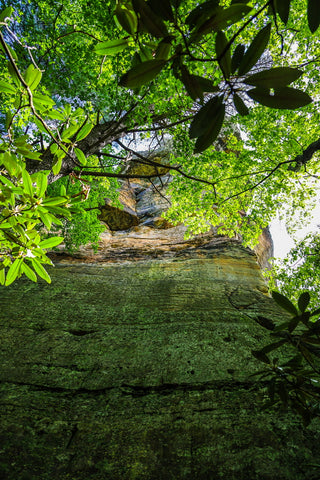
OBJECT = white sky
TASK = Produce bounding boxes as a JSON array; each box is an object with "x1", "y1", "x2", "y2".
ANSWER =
[{"x1": 270, "y1": 201, "x2": 320, "y2": 259}]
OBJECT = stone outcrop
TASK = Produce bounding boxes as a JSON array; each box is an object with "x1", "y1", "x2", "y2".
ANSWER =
[{"x1": 0, "y1": 159, "x2": 319, "y2": 480}]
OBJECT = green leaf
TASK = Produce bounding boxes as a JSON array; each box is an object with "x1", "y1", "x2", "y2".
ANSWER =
[
  {"x1": 233, "y1": 93, "x2": 249, "y2": 116},
  {"x1": 119, "y1": 60, "x2": 167, "y2": 88},
  {"x1": 298, "y1": 292, "x2": 311, "y2": 313},
  {"x1": 215, "y1": 31, "x2": 231, "y2": 79},
  {"x1": 36, "y1": 172, "x2": 48, "y2": 198},
  {"x1": 39, "y1": 236, "x2": 64, "y2": 249},
  {"x1": 238, "y1": 23, "x2": 271, "y2": 76},
  {"x1": 33, "y1": 92, "x2": 55, "y2": 108},
  {"x1": 247, "y1": 87, "x2": 312, "y2": 110},
  {"x1": 52, "y1": 156, "x2": 63, "y2": 175},
  {"x1": 231, "y1": 44, "x2": 245, "y2": 74},
  {"x1": 95, "y1": 38, "x2": 130, "y2": 56},
  {"x1": 42, "y1": 196, "x2": 67, "y2": 206},
  {"x1": 24, "y1": 64, "x2": 42, "y2": 90},
  {"x1": 61, "y1": 124, "x2": 79, "y2": 141},
  {"x1": 244, "y1": 67, "x2": 303, "y2": 88},
  {"x1": 0, "y1": 6, "x2": 13, "y2": 22},
  {"x1": 31, "y1": 258, "x2": 51, "y2": 283},
  {"x1": 76, "y1": 124, "x2": 94, "y2": 142},
  {"x1": 0, "y1": 80, "x2": 16, "y2": 94},
  {"x1": 275, "y1": 0, "x2": 291, "y2": 24},
  {"x1": 22, "y1": 169, "x2": 33, "y2": 197},
  {"x1": 0, "y1": 265, "x2": 5, "y2": 285},
  {"x1": 74, "y1": 148, "x2": 87, "y2": 165},
  {"x1": 272, "y1": 291, "x2": 298, "y2": 315},
  {"x1": 308, "y1": 0, "x2": 320, "y2": 33},
  {"x1": 114, "y1": 4, "x2": 138, "y2": 34},
  {"x1": 5, "y1": 258, "x2": 22, "y2": 286},
  {"x1": 21, "y1": 261, "x2": 37, "y2": 282},
  {"x1": 38, "y1": 209, "x2": 53, "y2": 229},
  {"x1": 7, "y1": 61, "x2": 21, "y2": 87}
]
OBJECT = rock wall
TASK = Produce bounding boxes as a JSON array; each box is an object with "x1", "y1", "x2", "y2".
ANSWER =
[{"x1": 0, "y1": 165, "x2": 319, "y2": 479}]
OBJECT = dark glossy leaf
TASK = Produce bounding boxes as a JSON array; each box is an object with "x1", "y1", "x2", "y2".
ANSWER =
[
  {"x1": 139, "y1": 45, "x2": 153, "y2": 62},
  {"x1": 288, "y1": 316, "x2": 301, "y2": 333},
  {"x1": 155, "y1": 40, "x2": 172, "y2": 60},
  {"x1": 195, "y1": 4, "x2": 252, "y2": 37},
  {"x1": 275, "y1": 0, "x2": 291, "y2": 24},
  {"x1": 190, "y1": 75, "x2": 219, "y2": 94},
  {"x1": 186, "y1": 0, "x2": 220, "y2": 28},
  {"x1": 233, "y1": 93, "x2": 249, "y2": 116},
  {"x1": 231, "y1": 44, "x2": 245, "y2": 74},
  {"x1": 278, "y1": 382, "x2": 289, "y2": 406},
  {"x1": 189, "y1": 96, "x2": 225, "y2": 150},
  {"x1": 261, "y1": 339, "x2": 287, "y2": 354},
  {"x1": 244, "y1": 67, "x2": 303, "y2": 88},
  {"x1": 120, "y1": 60, "x2": 167, "y2": 88},
  {"x1": 115, "y1": 4, "x2": 138, "y2": 34},
  {"x1": 272, "y1": 291, "x2": 298, "y2": 315},
  {"x1": 303, "y1": 337, "x2": 320, "y2": 346},
  {"x1": 95, "y1": 38, "x2": 130, "y2": 56},
  {"x1": 283, "y1": 354, "x2": 303, "y2": 367},
  {"x1": 194, "y1": 101, "x2": 225, "y2": 153},
  {"x1": 238, "y1": 23, "x2": 271, "y2": 76},
  {"x1": 267, "y1": 378, "x2": 276, "y2": 400},
  {"x1": 148, "y1": 0, "x2": 174, "y2": 22},
  {"x1": 255, "y1": 316, "x2": 275, "y2": 331},
  {"x1": 180, "y1": 66, "x2": 204, "y2": 101},
  {"x1": 215, "y1": 31, "x2": 231, "y2": 79},
  {"x1": 252, "y1": 349, "x2": 270, "y2": 364},
  {"x1": 194, "y1": 104, "x2": 225, "y2": 153},
  {"x1": 308, "y1": 0, "x2": 320, "y2": 33},
  {"x1": 300, "y1": 345, "x2": 314, "y2": 364},
  {"x1": 132, "y1": 0, "x2": 169, "y2": 37},
  {"x1": 298, "y1": 291, "x2": 311, "y2": 313},
  {"x1": 190, "y1": 96, "x2": 221, "y2": 138},
  {"x1": 248, "y1": 87, "x2": 312, "y2": 110},
  {"x1": 310, "y1": 307, "x2": 320, "y2": 318}
]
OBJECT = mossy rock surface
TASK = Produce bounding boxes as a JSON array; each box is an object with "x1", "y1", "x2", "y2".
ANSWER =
[{"x1": 0, "y1": 246, "x2": 319, "y2": 479}]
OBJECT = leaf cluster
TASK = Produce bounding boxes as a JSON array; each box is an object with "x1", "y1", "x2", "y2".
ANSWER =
[
  {"x1": 97, "y1": 0, "x2": 316, "y2": 153},
  {"x1": 252, "y1": 290, "x2": 320, "y2": 426}
]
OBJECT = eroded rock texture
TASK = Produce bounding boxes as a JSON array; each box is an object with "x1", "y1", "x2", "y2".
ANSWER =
[{"x1": 0, "y1": 162, "x2": 319, "y2": 479}]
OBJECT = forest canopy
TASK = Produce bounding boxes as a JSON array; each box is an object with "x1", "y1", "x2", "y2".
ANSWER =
[{"x1": 0, "y1": 0, "x2": 320, "y2": 290}]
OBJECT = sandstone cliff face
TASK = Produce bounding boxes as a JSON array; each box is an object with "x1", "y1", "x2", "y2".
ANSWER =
[{"x1": 0, "y1": 166, "x2": 319, "y2": 480}]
